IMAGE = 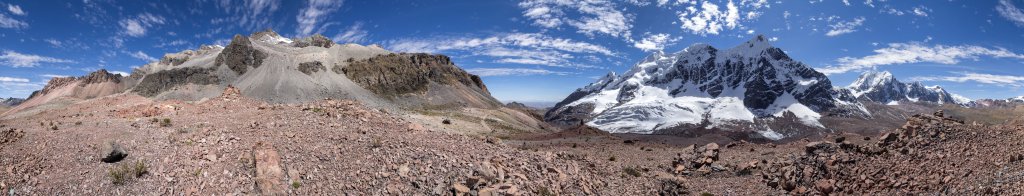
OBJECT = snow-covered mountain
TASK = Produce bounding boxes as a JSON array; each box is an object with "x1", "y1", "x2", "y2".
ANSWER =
[
  {"x1": 0, "y1": 97, "x2": 23, "y2": 107},
  {"x1": 545, "y1": 35, "x2": 864, "y2": 138},
  {"x1": 847, "y1": 71, "x2": 970, "y2": 105}
]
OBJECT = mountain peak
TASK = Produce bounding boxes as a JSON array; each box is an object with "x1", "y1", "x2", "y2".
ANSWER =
[
  {"x1": 683, "y1": 43, "x2": 715, "y2": 53},
  {"x1": 727, "y1": 34, "x2": 773, "y2": 55},
  {"x1": 849, "y1": 70, "x2": 895, "y2": 90},
  {"x1": 251, "y1": 29, "x2": 293, "y2": 44}
]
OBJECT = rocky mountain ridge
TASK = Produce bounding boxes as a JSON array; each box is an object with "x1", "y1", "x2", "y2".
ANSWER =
[
  {"x1": 5, "y1": 29, "x2": 508, "y2": 117},
  {"x1": 846, "y1": 70, "x2": 968, "y2": 105},
  {"x1": 545, "y1": 35, "x2": 864, "y2": 139},
  {"x1": 0, "y1": 98, "x2": 23, "y2": 107}
]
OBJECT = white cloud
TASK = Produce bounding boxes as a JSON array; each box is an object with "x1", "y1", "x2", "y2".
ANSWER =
[
  {"x1": 211, "y1": 0, "x2": 282, "y2": 31},
  {"x1": 119, "y1": 13, "x2": 165, "y2": 37},
  {"x1": 632, "y1": 33, "x2": 680, "y2": 52},
  {"x1": 386, "y1": 33, "x2": 612, "y2": 68},
  {"x1": 466, "y1": 68, "x2": 570, "y2": 77},
  {"x1": 825, "y1": 17, "x2": 865, "y2": 37},
  {"x1": 0, "y1": 77, "x2": 42, "y2": 98},
  {"x1": 40, "y1": 74, "x2": 70, "y2": 78},
  {"x1": 296, "y1": 0, "x2": 343, "y2": 37},
  {"x1": 0, "y1": 51, "x2": 74, "y2": 67},
  {"x1": 842, "y1": 0, "x2": 850, "y2": 6},
  {"x1": 7, "y1": 4, "x2": 25, "y2": 16},
  {"x1": 479, "y1": 47, "x2": 578, "y2": 67},
  {"x1": 43, "y1": 39, "x2": 61, "y2": 48},
  {"x1": 0, "y1": 13, "x2": 27, "y2": 29},
  {"x1": 677, "y1": 1, "x2": 745, "y2": 35},
  {"x1": 910, "y1": 72, "x2": 1024, "y2": 87},
  {"x1": 120, "y1": 20, "x2": 145, "y2": 37},
  {"x1": 333, "y1": 22, "x2": 368, "y2": 44},
  {"x1": 0, "y1": 76, "x2": 28, "y2": 83},
  {"x1": 912, "y1": 6, "x2": 930, "y2": 17},
  {"x1": 998, "y1": 0, "x2": 1024, "y2": 27},
  {"x1": 817, "y1": 42, "x2": 1024, "y2": 75},
  {"x1": 388, "y1": 33, "x2": 613, "y2": 56},
  {"x1": 109, "y1": 71, "x2": 130, "y2": 76},
  {"x1": 155, "y1": 40, "x2": 189, "y2": 48},
  {"x1": 128, "y1": 51, "x2": 157, "y2": 62},
  {"x1": 518, "y1": 0, "x2": 633, "y2": 38}
]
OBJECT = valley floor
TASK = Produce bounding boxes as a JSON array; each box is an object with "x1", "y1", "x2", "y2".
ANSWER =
[{"x1": 1, "y1": 93, "x2": 1023, "y2": 195}]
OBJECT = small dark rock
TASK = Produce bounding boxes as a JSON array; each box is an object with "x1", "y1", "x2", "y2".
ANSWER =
[
  {"x1": 442, "y1": 119, "x2": 451, "y2": 125},
  {"x1": 834, "y1": 136, "x2": 846, "y2": 143}
]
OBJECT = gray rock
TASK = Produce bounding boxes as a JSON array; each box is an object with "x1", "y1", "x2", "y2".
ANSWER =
[{"x1": 101, "y1": 142, "x2": 128, "y2": 163}]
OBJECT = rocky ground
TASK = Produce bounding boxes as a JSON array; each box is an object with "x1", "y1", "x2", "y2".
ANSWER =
[{"x1": 1, "y1": 89, "x2": 1023, "y2": 195}]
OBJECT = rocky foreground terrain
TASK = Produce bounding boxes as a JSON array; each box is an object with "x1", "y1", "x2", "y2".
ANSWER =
[{"x1": 1, "y1": 86, "x2": 1022, "y2": 195}]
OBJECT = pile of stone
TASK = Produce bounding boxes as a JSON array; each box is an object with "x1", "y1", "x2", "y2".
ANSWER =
[
  {"x1": 761, "y1": 111, "x2": 1024, "y2": 195},
  {"x1": 0, "y1": 127, "x2": 23, "y2": 145},
  {"x1": 672, "y1": 142, "x2": 726, "y2": 175}
]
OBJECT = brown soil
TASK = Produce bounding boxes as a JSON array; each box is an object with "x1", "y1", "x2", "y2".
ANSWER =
[{"x1": 2, "y1": 91, "x2": 1023, "y2": 195}]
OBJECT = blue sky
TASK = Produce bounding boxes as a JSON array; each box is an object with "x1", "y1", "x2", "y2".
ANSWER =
[{"x1": 1, "y1": 0, "x2": 1024, "y2": 103}]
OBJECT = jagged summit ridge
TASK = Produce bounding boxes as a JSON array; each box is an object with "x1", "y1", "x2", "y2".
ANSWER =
[
  {"x1": 847, "y1": 70, "x2": 965, "y2": 105},
  {"x1": 546, "y1": 35, "x2": 863, "y2": 138}
]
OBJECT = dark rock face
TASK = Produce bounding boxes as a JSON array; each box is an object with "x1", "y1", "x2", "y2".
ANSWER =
[
  {"x1": 78, "y1": 69, "x2": 123, "y2": 86},
  {"x1": 160, "y1": 55, "x2": 189, "y2": 66},
  {"x1": 297, "y1": 61, "x2": 326, "y2": 75},
  {"x1": 292, "y1": 34, "x2": 335, "y2": 48},
  {"x1": 504, "y1": 102, "x2": 528, "y2": 109},
  {"x1": 342, "y1": 53, "x2": 489, "y2": 96},
  {"x1": 650, "y1": 45, "x2": 837, "y2": 113},
  {"x1": 216, "y1": 34, "x2": 267, "y2": 75},
  {"x1": 132, "y1": 67, "x2": 220, "y2": 97}
]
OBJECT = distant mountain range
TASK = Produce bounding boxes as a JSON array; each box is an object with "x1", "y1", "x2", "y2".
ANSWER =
[
  {"x1": 847, "y1": 70, "x2": 970, "y2": 106},
  {"x1": 545, "y1": 35, "x2": 996, "y2": 140},
  {"x1": 0, "y1": 97, "x2": 23, "y2": 107},
  {"x1": 545, "y1": 35, "x2": 865, "y2": 139}
]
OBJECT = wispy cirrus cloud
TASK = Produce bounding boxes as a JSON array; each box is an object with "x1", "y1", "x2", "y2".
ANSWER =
[
  {"x1": 0, "y1": 11, "x2": 27, "y2": 29},
  {"x1": 825, "y1": 16, "x2": 865, "y2": 37},
  {"x1": 127, "y1": 51, "x2": 157, "y2": 62},
  {"x1": 998, "y1": 0, "x2": 1024, "y2": 27},
  {"x1": 518, "y1": 0, "x2": 633, "y2": 38},
  {"x1": 632, "y1": 33, "x2": 680, "y2": 52},
  {"x1": 119, "y1": 13, "x2": 165, "y2": 37},
  {"x1": 40, "y1": 74, "x2": 70, "y2": 78},
  {"x1": 296, "y1": 0, "x2": 343, "y2": 37},
  {"x1": 0, "y1": 76, "x2": 29, "y2": 83},
  {"x1": 0, "y1": 76, "x2": 41, "y2": 98},
  {"x1": 910, "y1": 72, "x2": 1024, "y2": 87},
  {"x1": 386, "y1": 33, "x2": 613, "y2": 69},
  {"x1": 7, "y1": 4, "x2": 25, "y2": 16},
  {"x1": 466, "y1": 68, "x2": 570, "y2": 77},
  {"x1": 0, "y1": 51, "x2": 75, "y2": 67},
  {"x1": 211, "y1": 0, "x2": 282, "y2": 31},
  {"x1": 817, "y1": 42, "x2": 1024, "y2": 75},
  {"x1": 333, "y1": 22, "x2": 368, "y2": 44}
]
